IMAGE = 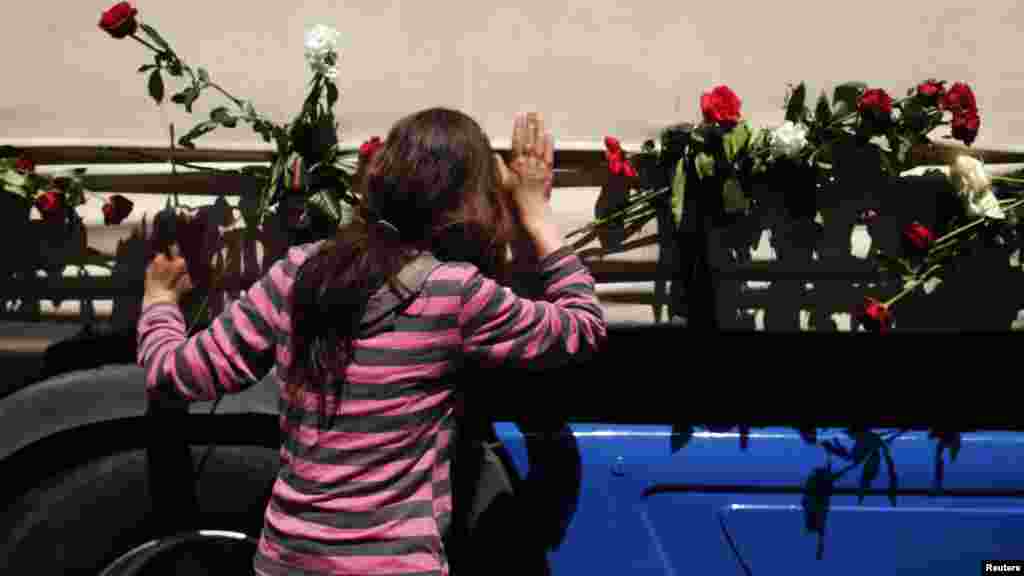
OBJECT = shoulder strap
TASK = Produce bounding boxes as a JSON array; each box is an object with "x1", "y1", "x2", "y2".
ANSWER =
[{"x1": 360, "y1": 252, "x2": 443, "y2": 329}]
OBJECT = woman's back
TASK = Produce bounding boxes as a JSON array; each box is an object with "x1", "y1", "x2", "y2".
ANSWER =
[
  {"x1": 249, "y1": 241, "x2": 604, "y2": 575},
  {"x1": 137, "y1": 109, "x2": 605, "y2": 576}
]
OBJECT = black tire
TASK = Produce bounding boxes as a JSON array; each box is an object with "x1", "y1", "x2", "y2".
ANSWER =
[{"x1": 1, "y1": 438, "x2": 278, "y2": 575}]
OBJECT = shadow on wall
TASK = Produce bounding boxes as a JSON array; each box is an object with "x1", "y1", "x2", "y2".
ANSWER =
[
  {"x1": 675, "y1": 172, "x2": 1024, "y2": 332},
  {"x1": 36, "y1": 209, "x2": 296, "y2": 381}
]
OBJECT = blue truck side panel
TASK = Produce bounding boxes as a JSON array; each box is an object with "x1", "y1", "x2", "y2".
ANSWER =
[{"x1": 493, "y1": 423, "x2": 1024, "y2": 575}]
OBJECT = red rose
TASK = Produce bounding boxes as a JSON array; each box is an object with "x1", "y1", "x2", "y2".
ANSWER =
[
  {"x1": 34, "y1": 190, "x2": 64, "y2": 221},
  {"x1": 700, "y1": 85, "x2": 743, "y2": 127},
  {"x1": 857, "y1": 208, "x2": 880, "y2": 225},
  {"x1": 951, "y1": 111, "x2": 981, "y2": 146},
  {"x1": 916, "y1": 80, "x2": 946, "y2": 104},
  {"x1": 102, "y1": 194, "x2": 135, "y2": 225},
  {"x1": 855, "y1": 297, "x2": 893, "y2": 334},
  {"x1": 857, "y1": 88, "x2": 894, "y2": 116},
  {"x1": 604, "y1": 136, "x2": 622, "y2": 154},
  {"x1": 14, "y1": 157, "x2": 34, "y2": 173},
  {"x1": 99, "y1": 2, "x2": 139, "y2": 39},
  {"x1": 940, "y1": 82, "x2": 977, "y2": 115},
  {"x1": 604, "y1": 136, "x2": 637, "y2": 178},
  {"x1": 358, "y1": 137, "x2": 383, "y2": 164},
  {"x1": 902, "y1": 221, "x2": 935, "y2": 253}
]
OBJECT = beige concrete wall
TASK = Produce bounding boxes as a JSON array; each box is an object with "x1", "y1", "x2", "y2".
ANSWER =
[
  {"x1": 2, "y1": 1, "x2": 1022, "y2": 151},
  {"x1": 4, "y1": 1, "x2": 1024, "y2": 330}
]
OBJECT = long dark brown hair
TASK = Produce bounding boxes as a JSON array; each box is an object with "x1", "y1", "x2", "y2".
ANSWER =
[{"x1": 286, "y1": 108, "x2": 514, "y2": 416}]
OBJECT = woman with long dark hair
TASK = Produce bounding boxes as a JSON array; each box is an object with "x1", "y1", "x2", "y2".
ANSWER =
[{"x1": 138, "y1": 108, "x2": 606, "y2": 575}]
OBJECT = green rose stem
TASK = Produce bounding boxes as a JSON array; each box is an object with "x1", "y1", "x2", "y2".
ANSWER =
[
  {"x1": 565, "y1": 187, "x2": 670, "y2": 238},
  {"x1": 929, "y1": 197, "x2": 1024, "y2": 252},
  {"x1": 129, "y1": 31, "x2": 245, "y2": 110},
  {"x1": 826, "y1": 97, "x2": 912, "y2": 130},
  {"x1": 883, "y1": 263, "x2": 942, "y2": 308},
  {"x1": 129, "y1": 33, "x2": 162, "y2": 54},
  {"x1": 993, "y1": 176, "x2": 1024, "y2": 185}
]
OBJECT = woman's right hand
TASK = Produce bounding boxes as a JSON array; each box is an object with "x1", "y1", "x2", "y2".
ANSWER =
[
  {"x1": 495, "y1": 112, "x2": 554, "y2": 225},
  {"x1": 495, "y1": 113, "x2": 561, "y2": 260}
]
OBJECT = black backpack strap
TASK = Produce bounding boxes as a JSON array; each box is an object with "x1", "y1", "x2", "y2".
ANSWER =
[{"x1": 359, "y1": 252, "x2": 442, "y2": 330}]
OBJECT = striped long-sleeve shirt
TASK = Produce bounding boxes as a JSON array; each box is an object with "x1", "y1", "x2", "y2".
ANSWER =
[{"x1": 137, "y1": 241, "x2": 606, "y2": 576}]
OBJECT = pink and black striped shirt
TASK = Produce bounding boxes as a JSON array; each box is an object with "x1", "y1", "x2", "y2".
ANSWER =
[{"x1": 137, "y1": 240, "x2": 606, "y2": 576}]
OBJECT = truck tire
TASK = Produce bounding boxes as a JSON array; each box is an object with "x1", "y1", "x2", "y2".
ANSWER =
[{"x1": 0, "y1": 429, "x2": 278, "y2": 575}]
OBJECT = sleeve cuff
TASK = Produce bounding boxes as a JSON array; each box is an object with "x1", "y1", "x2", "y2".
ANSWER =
[
  {"x1": 537, "y1": 246, "x2": 577, "y2": 272},
  {"x1": 140, "y1": 301, "x2": 183, "y2": 318}
]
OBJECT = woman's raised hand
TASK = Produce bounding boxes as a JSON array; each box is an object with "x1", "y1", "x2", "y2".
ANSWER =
[
  {"x1": 495, "y1": 112, "x2": 554, "y2": 220},
  {"x1": 495, "y1": 112, "x2": 562, "y2": 260}
]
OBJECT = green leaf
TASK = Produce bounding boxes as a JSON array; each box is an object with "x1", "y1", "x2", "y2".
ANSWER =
[
  {"x1": 722, "y1": 177, "x2": 749, "y2": 214},
  {"x1": 307, "y1": 189, "x2": 341, "y2": 224},
  {"x1": 722, "y1": 121, "x2": 752, "y2": 162},
  {"x1": 858, "y1": 451, "x2": 881, "y2": 504},
  {"x1": 240, "y1": 165, "x2": 272, "y2": 181},
  {"x1": 138, "y1": 64, "x2": 158, "y2": 73},
  {"x1": 671, "y1": 158, "x2": 686, "y2": 227},
  {"x1": 304, "y1": 78, "x2": 324, "y2": 117},
  {"x1": 139, "y1": 23, "x2": 171, "y2": 52},
  {"x1": 815, "y1": 91, "x2": 832, "y2": 125},
  {"x1": 695, "y1": 153, "x2": 715, "y2": 179},
  {"x1": 785, "y1": 82, "x2": 807, "y2": 124},
  {"x1": 210, "y1": 106, "x2": 237, "y2": 128},
  {"x1": 881, "y1": 444, "x2": 898, "y2": 506},
  {"x1": 148, "y1": 69, "x2": 165, "y2": 105},
  {"x1": 177, "y1": 121, "x2": 219, "y2": 149},
  {"x1": 670, "y1": 423, "x2": 694, "y2": 453},
  {"x1": 833, "y1": 82, "x2": 867, "y2": 117},
  {"x1": 197, "y1": 67, "x2": 210, "y2": 85},
  {"x1": 184, "y1": 87, "x2": 200, "y2": 114},
  {"x1": 326, "y1": 82, "x2": 339, "y2": 109}
]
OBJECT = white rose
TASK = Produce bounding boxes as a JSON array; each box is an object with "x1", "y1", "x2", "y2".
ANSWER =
[
  {"x1": 949, "y1": 155, "x2": 1005, "y2": 220},
  {"x1": 304, "y1": 25, "x2": 342, "y2": 78},
  {"x1": 769, "y1": 121, "x2": 809, "y2": 159}
]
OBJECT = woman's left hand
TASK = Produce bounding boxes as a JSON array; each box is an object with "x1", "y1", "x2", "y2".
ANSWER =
[{"x1": 143, "y1": 244, "x2": 194, "y2": 308}]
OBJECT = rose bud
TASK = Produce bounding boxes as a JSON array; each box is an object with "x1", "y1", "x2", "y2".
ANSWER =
[
  {"x1": 604, "y1": 136, "x2": 637, "y2": 178},
  {"x1": 902, "y1": 221, "x2": 936, "y2": 254},
  {"x1": 857, "y1": 208, "x2": 880, "y2": 225},
  {"x1": 940, "y1": 82, "x2": 978, "y2": 115},
  {"x1": 951, "y1": 111, "x2": 981, "y2": 146},
  {"x1": 855, "y1": 296, "x2": 893, "y2": 334},
  {"x1": 14, "y1": 157, "x2": 35, "y2": 173},
  {"x1": 358, "y1": 136, "x2": 383, "y2": 164},
  {"x1": 34, "y1": 190, "x2": 64, "y2": 222},
  {"x1": 916, "y1": 80, "x2": 946, "y2": 106},
  {"x1": 102, "y1": 194, "x2": 134, "y2": 225},
  {"x1": 857, "y1": 88, "x2": 894, "y2": 123},
  {"x1": 99, "y1": 2, "x2": 139, "y2": 39},
  {"x1": 700, "y1": 85, "x2": 743, "y2": 128}
]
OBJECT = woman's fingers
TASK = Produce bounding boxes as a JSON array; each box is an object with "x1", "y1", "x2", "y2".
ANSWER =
[
  {"x1": 512, "y1": 113, "x2": 527, "y2": 158},
  {"x1": 527, "y1": 113, "x2": 543, "y2": 157},
  {"x1": 543, "y1": 132, "x2": 554, "y2": 168},
  {"x1": 494, "y1": 153, "x2": 515, "y2": 190}
]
